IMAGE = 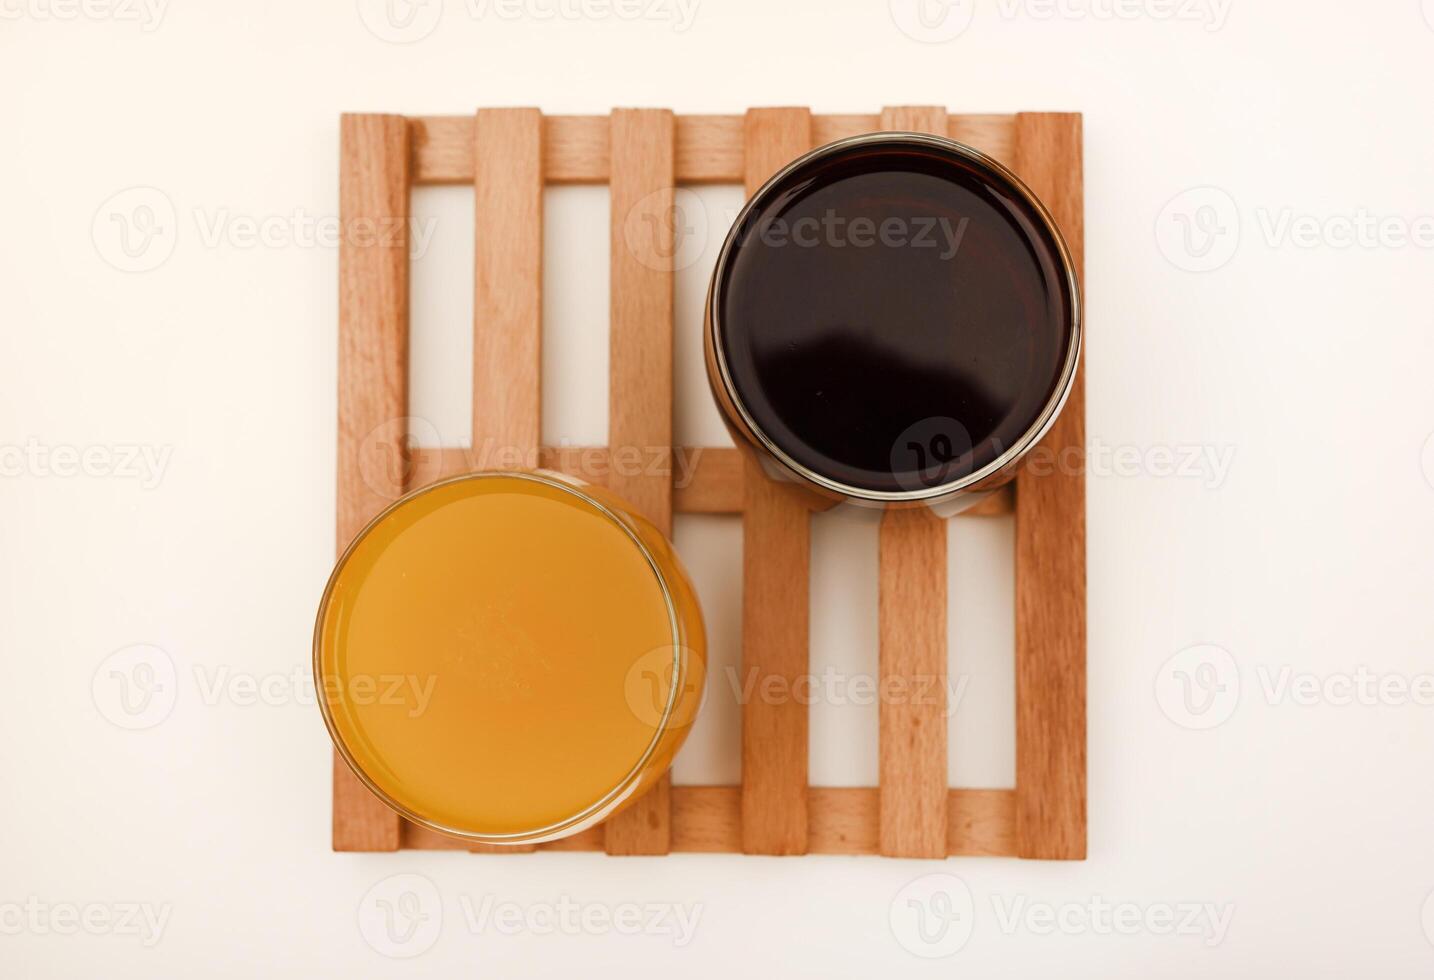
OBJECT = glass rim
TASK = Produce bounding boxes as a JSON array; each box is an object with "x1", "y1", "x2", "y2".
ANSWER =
[
  {"x1": 705, "y1": 130, "x2": 1084, "y2": 503},
  {"x1": 312, "y1": 468, "x2": 688, "y2": 846}
]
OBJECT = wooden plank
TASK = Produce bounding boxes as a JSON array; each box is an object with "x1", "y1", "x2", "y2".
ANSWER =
[
  {"x1": 670, "y1": 785, "x2": 743, "y2": 852},
  {"x1": 410, "y1": 115, "x2": 472, "y2": 186},
  {"x1": 411, "y1": 113, "x2": 1015, "y2": 185},
  {"x1": 948, "y1": 113, "x2": 1015, "y2": 162},
  {"x1": 404, "y1": 445, "x2": 1004, "y2": 517},
  {"x1": 399, "y1": 787, "x2": 1016, "y2": 856},
  {"x1": 603, "y1": 108, "x2": 677, "y2": 856},
  {"x1": 403, "y1": 445, "x2": 1004, "y2": 516},
  {"x1": 871, "y1": 107, "x2": 951, "y2": 861},
  {"x1": 334, "y1": 113, "x2": 410, "y2": 853},
  {"x1": 877, "y1": 508, "x2": 949, "y2": 858},
  {"x1": 472, "y1": 108, "x2": 543, "y2": 471},
  {"x1": 468, "y1": 108, "x2": 544, "y2": 854},
  {"x1": 948, "y1": 788, "x2": 1018, "y2": 857},
  {"x1": 545, "y1": 115, "x2": 608, "y2": 183},
  {"x1": 811, "y1": 113, "x2": 879, "y2": 146},
  {"x1": 738, "y1": 107, "x2": 816, "y2": 856},
  {"x1": 676, "y1": 114, "x2": 745, "y2": 183},
  {"x1": 1012, "y1": 113, "x2": 1087, "y2": 861}
]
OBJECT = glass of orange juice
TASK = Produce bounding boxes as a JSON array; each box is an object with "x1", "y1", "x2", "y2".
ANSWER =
[{"x1": 314, "y1": 470, "x2": 705, "y2": 846}]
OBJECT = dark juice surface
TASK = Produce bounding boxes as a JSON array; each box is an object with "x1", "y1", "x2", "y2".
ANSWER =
[{"x1": 715, "y1": 140, "x2": 1076, "y2": 494}]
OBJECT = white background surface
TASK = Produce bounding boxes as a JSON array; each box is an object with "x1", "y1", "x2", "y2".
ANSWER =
[{"x1": 4, "y1": 0, "x2": 1434, "y2": 976}]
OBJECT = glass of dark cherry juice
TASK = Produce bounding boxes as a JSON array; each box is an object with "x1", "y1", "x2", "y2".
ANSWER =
[{"x1": 704, "y1": 132, "x2": 1080, "y2": 512}]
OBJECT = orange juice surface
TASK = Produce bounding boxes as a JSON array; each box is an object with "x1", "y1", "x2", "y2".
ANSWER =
[{"x1": 316, "y1": 472, "x2": 703, "y2": 843}]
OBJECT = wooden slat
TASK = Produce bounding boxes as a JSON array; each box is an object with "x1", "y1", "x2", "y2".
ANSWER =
[
  {"x1": 676, "y1": 115, "x2": 745, "y2": 182},
  {"x1": 399, "y1": 787, "x2": 1015, "y2": 856},
  {"x1": 544, "y1": 115, "x2": 608, "y2": 183},
  {"x1": 738, "y1": 107, "x2": 816, "y2": 856},
  {"x1": 877, "y1": 508, "x2": 949, "y2": 858},
  {"x1": 671, "y1": 785, "x2": 743, "y2": 852},
  {"x1": 468, "y1": 108, "x2": 544, "y2": 854},
  {"x1": 334, "y1": 113, "x2": 409, "y2": 853},
  {"x1": 1013, "y1": 113, "x2": 1087, "y2": 861},
  {"x1": 872, "y1": 107, "x2": 951, "y2": 861},
  {"x1": 410, "y1": 115, "x2": 472, "y2": 186},
  {"x1": 472, "y1": 108, "x2": 543, "y2": 470},
  {"x1": 603, "y1": 108, "x2": 677, "y2": 856},
  {"x1": 948, "y1": 114, "x2": 1015, "y2": 162},
  {"x1": 402, "y1": 445, "x2": 1009, "y2": 517},
  {"x1": 947, "y1": 788, "x2": 1018, "y2": 857},
  {"x1": 411, "y1": 113, "x2": 1015, "y2": 184}
]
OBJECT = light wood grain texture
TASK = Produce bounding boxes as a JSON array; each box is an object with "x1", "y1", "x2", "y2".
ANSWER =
[
  {"x1": 737, "y1": 107, "x2": 816, "y2": 856},
  {"x1": 880, "y1": 105, "x2": 948, "y2": 138},
  {"x1": 402, "y1": 445, "x2": 1010, "y2": 517},
  {"x1": 334, "y1": 113, "x2": 410, "y2": 853},
  {"x1": 1012, "y1": 112, "x2": 1087, "y2": 861},
  {"x1": 398, "y1": 787, "x2": 1015, "y2": 855},
  {"x1": 467, "y1": 107, "x2": 546, "y2": 854},
  {"x1": 603, "y1": 108, "x2": 677, "y2": 856},
  {"x1": 472, "y1": 108, "x2": 543, "y2": 470},
  {"x1": 877, "y1": 507, "x2": 949, "y2": 859},
  {"x1": 947, "y1": 114, "x2": 1015, "y2": 161},
  {"x1": 872, "y1": 107, "x2": 951, "y2": 861},
  {"x1": 344, "y1": 104, "x2": 1079, "y2": 863},
  {"x1": 411, "y1": 113, "x2": 1014, "y2": 184},
  {"x1": 404, "y1": 447, "x2": 1009, "y2": 522}
]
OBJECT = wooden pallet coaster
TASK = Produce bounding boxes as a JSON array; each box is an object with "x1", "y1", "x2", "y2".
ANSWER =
[{"x1": 333, "y1": 105, "x2": 1086, "y2": 860}]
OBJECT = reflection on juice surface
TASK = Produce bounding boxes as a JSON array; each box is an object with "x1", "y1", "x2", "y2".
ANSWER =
[{"x1": 315, "y1": 472, "x2": 704, "y2": 844}]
